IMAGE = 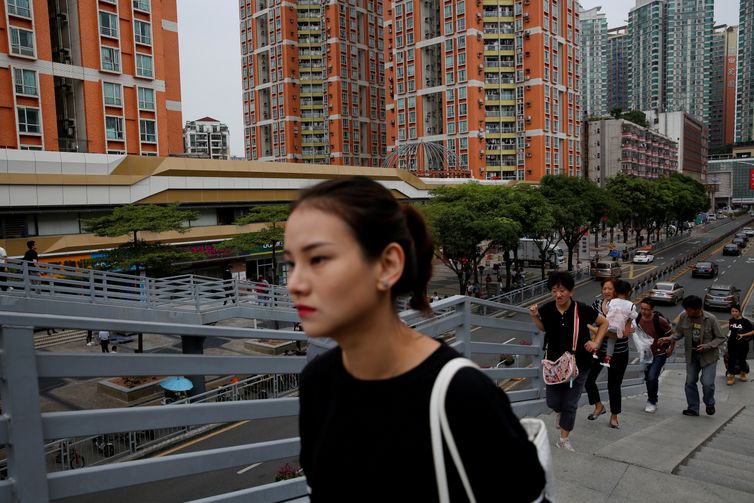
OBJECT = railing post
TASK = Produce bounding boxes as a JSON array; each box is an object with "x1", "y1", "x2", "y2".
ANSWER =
[
  {"x1": 530, "y1": 330, "x2": 545, "y2": 399},
  {"x1": 89, "y1": 269, "x2": 95, "y2": 301},
  {"x1": 0, "y1": 325, "x2": 50, "y2": 501},
  {"x1": 457, "y1": 298, "x2": 473, "y2": 356},
  {"x1": 22, "y1": 261, "x2": 31, "y2": 298},
  {"x1": 103, "y1": 276, "x2": 108, "y2": 300}
]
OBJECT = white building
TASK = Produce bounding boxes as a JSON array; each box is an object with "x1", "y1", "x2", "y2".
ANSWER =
[
  {"x1": 183, "y1": 117, "x2": 231, "y2": 160},
  {"x1": 645, "y1": 111, "x2": 709, "y2": 181}
]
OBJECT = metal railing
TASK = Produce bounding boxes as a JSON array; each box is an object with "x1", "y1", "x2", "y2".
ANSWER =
[{"x1": 0, "y1": 259, "x2": 295, "y2": 314}]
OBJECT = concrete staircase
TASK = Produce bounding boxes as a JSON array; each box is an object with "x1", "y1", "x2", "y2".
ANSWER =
[
  {"x1": 675, "y1": 407, "x2": 754, "y2": 495},
  {"x1": 34, "y1": 329, "x2": 88, "y2": 349}
]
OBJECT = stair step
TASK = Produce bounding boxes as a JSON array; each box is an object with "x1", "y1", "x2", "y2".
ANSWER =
[
  {"x1": 677, "y1": 462, "x2": 754, "y2": 494},
  {"x1": 693, "y1": 447, "x2": 754, "y2": 471},
  {"x1": 34, "y1": 330, "x2": 87, "y2": 349},
  {"x1": 718, "y1": 423, "x2": 754, "y2": 441},
  {"x1": 706, "y1": 435, "x2": 754, "y2": 457}
]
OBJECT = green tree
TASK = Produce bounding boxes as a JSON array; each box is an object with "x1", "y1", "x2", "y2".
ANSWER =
[
  {"x1": 540, "y1": 175, "x2": 607, "y2": 271},
  {"x1": 423, "y1": 184, "x2": 521, "y2": 294},
  {"x1": 508, "y1": 185, "x2": 559, "y2": 280},
  {"x1": 222, "y1": 205, "x2": 288, "y2": 284},
  {"x1": 82, "y1": 204, "x2": 200, "y2": 276},
  {"x1": 621, "y1": 110, "x2": 649, "y2": 128}
]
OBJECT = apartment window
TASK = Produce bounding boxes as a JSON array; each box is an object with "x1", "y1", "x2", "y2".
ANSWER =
[
  {"x1": 134, "y1": 20, "x2": 152, "y2": 45},
  {"x1": 17, "y1": 107, "x2": 40, "y2": 134},
  {"x1": 99, "y1": 11, "x2": 119, "y2": 38},
  {"x1": 10, "y1": 27, "x2": 35, "y2": 57},
  {"x1": 133, "y1": 0, "x2": 150, "y2": 12},
  {"x1": 138, "y1": 87, "x2": 154, "y2": 110},
  {"x1": 7, "y1": 0, "x2": 31, "y2": 18},
  {"x1": 101, "y1": 46, "x2": 121, "y2": 72},
  {"x1": 103, "y1": 82, "x2": 123, "y2": 106},
  {"x1": 136, "y1": 54, "x2": 154, "y2": 78},
  {"x1": 13, "y1": 68, "x2": 37, "y2": 96},
  {"x1": 106, "y1": 116, "x2": 124, "y2": 140},
  {"x1": 140, "y1": 119, "x2": 157, "y2": 143}
]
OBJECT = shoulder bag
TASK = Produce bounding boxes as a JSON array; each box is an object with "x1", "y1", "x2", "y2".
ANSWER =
[
  {"x1": 541, "y1": 302, "x2": 580, "y2": 387},
  {"x1": 430, "y1": 358, "x2": 551, "y2": 503}
]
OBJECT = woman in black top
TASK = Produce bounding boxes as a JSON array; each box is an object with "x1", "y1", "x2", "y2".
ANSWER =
[
  {"x1": 530, "y1": 271, "x2": 608, "y2": 452},
  {"x1": 287, "y1": 177, "x2": 544, "y2": 502},
  {"x1": 584, "y1": 279, "x2": 633, "y2": 429},
  {"x1": 727, "y1": 305, "x2": 754, "y2": 384}
]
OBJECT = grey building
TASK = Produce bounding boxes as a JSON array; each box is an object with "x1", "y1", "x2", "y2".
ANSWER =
[
  {"x1": 708, "y1": 156, "x2": 754, "y2": 208},
  {"x1": 183, "y1": 117, "x2": 231, "y2": 160},
  {"x1": 607, "y1": 26, "x2": 629, "y2": 112},
  {"x1": 579, "y1": 6, "x2": 609, "y2": 118},
  {"x1": 585, "y1": 118, "x2": 678, "y2": 188},
  {"x1": 736, "y1": 0, "x2": 754, "y2": 143},
  {"x1": 627, "y1": 0, "x2": 713, "y2": 127}
]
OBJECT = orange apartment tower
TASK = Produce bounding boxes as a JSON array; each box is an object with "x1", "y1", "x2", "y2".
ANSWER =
[
  {"x1": 240, "y1": 0, "x2": 386, "y2": 166},
  {"x1": 0, "y1": 0, "x2": 183, "y2": 155},
  {"x1": 384, "y1": 0, "x2": 581, "y2": 181}
]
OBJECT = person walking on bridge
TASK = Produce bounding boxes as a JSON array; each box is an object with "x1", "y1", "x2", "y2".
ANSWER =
[
  {"x1": 726, "y1": 305, "x2": 754, "y2": 385},
  {"x1": 287, "y1": 176, "x2": 545, "y2": 502},
  {"x1": 530, "y1": 271, "x2": 609, "y2": 451},
  {"x1": 659, "y1": 295, "x2": 726, "y2": 416},
  {"x1": 636, "y1": 299, "x2": 675, "y2": 413}
]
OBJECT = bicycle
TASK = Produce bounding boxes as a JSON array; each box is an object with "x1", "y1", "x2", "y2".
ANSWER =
[{"x1": 55, "y1": 446, "x2": 85, "y2": 469}]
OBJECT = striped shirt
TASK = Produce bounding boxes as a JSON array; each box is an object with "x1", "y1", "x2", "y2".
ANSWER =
[{"x1": 592, "y1": 297, "x2": 630, "y2": 355}]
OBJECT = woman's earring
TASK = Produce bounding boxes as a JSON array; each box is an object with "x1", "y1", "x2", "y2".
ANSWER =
[{"x1": 381, "y1": 280, "x2": 390, "y2": 290}]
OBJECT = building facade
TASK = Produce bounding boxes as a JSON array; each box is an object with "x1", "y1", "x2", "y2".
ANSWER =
[
  {"x1": 627, "y1": 0, "x2": 667, "y2": 114},
  {"x1": 183, "y1": 117, "x2": 230, "y2": 160},
  {"x1": 585, "y1": 118, "x2": 677, "y2": 187},
  {"x1": 709, "y1": 25, "x2": 738, "y2": 149},
  {"x1": 384, "y1": 0, "x2": 581, "y2": 181},
  {"x1": 578, "y1": 6, "x2": 607, "y2": 119},
  {"x1": 240, "y1": 0, "x2": 386, "y2": 167},
  {"x1": 0, "y1": 0, "x2": 183, "y2": 155},
  {"x1": 708, "y1": 156, "x2": 754, "y2": 209},
  {"x1": 646, "y1": 110, "x2": 708, "y2": 181},
  {"x1": 607, "y1": 26, "x2": 629, "y2": 113},
  {"x1": 736, "y1": 0, "x2": 754, "y2": 143}
]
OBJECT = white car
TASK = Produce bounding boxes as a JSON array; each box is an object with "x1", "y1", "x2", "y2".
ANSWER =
[
  {"x1": 633, "y1": 250, "x2": 654, "y2": 263},
  {"x1": 743, "y1": 227, "x2": 754, "y2": 238}
]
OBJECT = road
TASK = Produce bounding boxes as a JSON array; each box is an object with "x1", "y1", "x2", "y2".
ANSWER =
[{"x1": 56, "y1": 217, "x2": 754, "y2": 502}]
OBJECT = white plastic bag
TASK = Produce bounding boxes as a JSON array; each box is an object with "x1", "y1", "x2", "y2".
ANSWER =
[{"x1": 631, "y1": 321, "x2": 654, "y2": 364}]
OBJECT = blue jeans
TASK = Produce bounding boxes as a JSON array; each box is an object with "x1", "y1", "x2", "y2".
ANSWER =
[
  {"x1": 644, "y1": 353, "x2": 668, "y2": 405},
  {"x1": 685, "y1": 353, "x2": 717, "y2": 413}
]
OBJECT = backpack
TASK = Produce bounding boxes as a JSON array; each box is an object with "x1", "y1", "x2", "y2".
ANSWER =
[{"x1": 652, "y1": 313, "x2": 672, "y2": 339}]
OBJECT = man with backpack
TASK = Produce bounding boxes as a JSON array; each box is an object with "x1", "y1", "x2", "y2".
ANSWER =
[{"x1": 637, "y1": 298, "x2": 675, "y2": 413}]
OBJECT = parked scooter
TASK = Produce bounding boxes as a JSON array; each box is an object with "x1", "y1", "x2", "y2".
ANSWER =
[{"x1": 92, "y1": 434, "x2": 115, "y2": 457}]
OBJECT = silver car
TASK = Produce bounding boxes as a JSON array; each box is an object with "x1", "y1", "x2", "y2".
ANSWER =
[{"x1": 648, "y1": 282, "x2": 685, "y2": 305}]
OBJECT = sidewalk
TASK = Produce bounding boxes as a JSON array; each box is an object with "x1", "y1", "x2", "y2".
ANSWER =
[{"x1": 544, "y1": 360, "x2": 754, "y2": 502}]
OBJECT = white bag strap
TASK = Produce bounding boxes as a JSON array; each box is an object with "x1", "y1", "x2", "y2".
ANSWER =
[
  {"x1": 430, "y1": 357, "x2": 479, "y2": 503},
  {"x1": 572, "y1": 301, "x2": 580, "y2": 352}
]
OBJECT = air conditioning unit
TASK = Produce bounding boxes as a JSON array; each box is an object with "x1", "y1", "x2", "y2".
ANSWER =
[
  {"x1": 526, "y1": 115, "x2": 532, "y2": 120},
  {"x1": 525, "y1": 142, "x2": 531, "y2": 147}
]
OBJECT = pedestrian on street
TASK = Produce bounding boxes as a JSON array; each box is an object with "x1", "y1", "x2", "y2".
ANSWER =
[
  {"x1": 726, "y1": 305, "x2": 754, "y2": 385},
  {"x1": 576, "y1": 261, "x2": 582, "y2": 280},
  {"x1": 288, "y1": 176, "x2": 545, "y2": 502},
  {"x1": 636, "y1": 299, "x2": 675, "y2": 413},
  {"x1": 86, "y1": 330, "x2": 94, "y2": 346},
  {"x1": 22, "y1": 240, "x2": 40, "y2": 291},
  {"x1": 98, "y1": 329, "x2": 110, "y2": 353},
  {"x1": 585, "y1": 279, "x2": 631, "y2": 430},
  {"x1": 529, "y1": 271, "x2": 609, "y2": 452},
  {"x1": 0, "y1": 245, "x2": 7, "y2": 291},
  {"x1": 659, "y1": 295, "x2": 726, "y2": 416}
]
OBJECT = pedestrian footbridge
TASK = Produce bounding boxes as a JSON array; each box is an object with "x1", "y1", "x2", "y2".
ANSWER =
[{"x1": 0, "y1": 262, "x2": 752, "y2": 501}]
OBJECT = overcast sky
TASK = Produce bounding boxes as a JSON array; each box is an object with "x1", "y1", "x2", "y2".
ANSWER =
[{"x1": 177, "y1": 0, "x2": 741, "y2": 158}]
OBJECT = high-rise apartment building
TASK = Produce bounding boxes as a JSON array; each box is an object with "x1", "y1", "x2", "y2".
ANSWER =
[
  {"x1": 0, "y1": 0, "x2": 183, "y2": 155},
  {"x1": 607, "y1": 26, "x2": 629, "y2": 112},
  {"x1": 627, "y1": 0, "x2": 713, "y2": 126},
  {"x1": 183, "y1": 117, "x2": 231, "y2": 160},
  {"x1": 578, "y1": 6, "x2": 607, "y2": 118},
  {"x1": 736, "y1": 0, "x2": 754, "y2": 143},
  {"x1": 385, "y1": 0, "x2": 581, "y2": 181},
  {"x1": 240, "y1": 0, "x2": 386, "y2": 167},
  {"x1": 664, "y1": 0, "x2": 713, "y2": 126},
  {"x1": 627, "y1": 0, "x2": 667, "y2": 113},
  {"x1": 709, "y1": 25, "x2": 738, "y2": 149}
]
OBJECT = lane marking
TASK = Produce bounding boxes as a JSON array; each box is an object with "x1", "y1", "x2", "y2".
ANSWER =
[
  {"x1": 154, "y1": 420, "x2": 250, "y2": 457},
  {"x1": 503, "y1": 337, "x2": 516, "y2": 344},
  {"x1": 237, "y1": 462, "x2": 262, "y2": 475}
]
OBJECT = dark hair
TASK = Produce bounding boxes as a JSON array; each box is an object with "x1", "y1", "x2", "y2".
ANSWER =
[
  {"x1": 615, "y1": 280, "x2": 632, "y2": 297},
  {"x1": 546, "y1": 271, "x2": 574, "y2": 291},
  {"x1": 26, "y1": 240, "x2": 35, "y2": 249},
  {"x1": 730, "y1": 304, "x2": 741, "y2": 312},
  {"x1": 640, "y1": 298, "x2": 656, "y2": 309},
  {"x1": 291, "y1": 176, "x2": 434, "y2": 312},
  {"x1": 601, "y1": 277, "x2": 618, "y2": 290},
  {"x1": 681, "y1": 295, "x2": 703, "y2": 310}
]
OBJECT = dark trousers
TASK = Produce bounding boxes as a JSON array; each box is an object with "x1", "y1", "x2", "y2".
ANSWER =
[
  {"x1": 585, "y1": 350, "x2": 629, "y2": 414},
  {"x1": 545, "y1": 369, "x2": 590, "y2": 432},
  {"x1": 100, "y1": 340, "x2": 109, "y2": 353},
  {"x1": 0, "y1": 267, "x2": 6, "y2": 291},
  {"x1": 726, "y1": 338, "x2": 750, "y2": 375},
  {"x1": 644, "y1": 353, "x2": 668, "y2": 405}
]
